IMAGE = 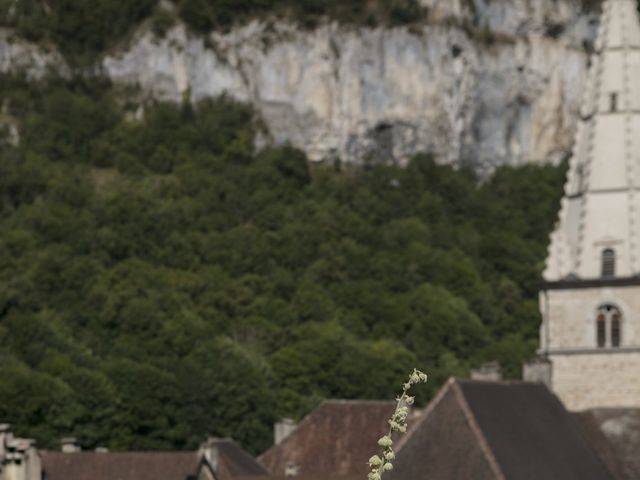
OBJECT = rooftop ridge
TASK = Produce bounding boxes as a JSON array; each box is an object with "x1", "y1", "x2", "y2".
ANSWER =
[
  {"x1": 394, "y1": 377, "x2": 455, "y2": 452},
  {"x1": 320, "y1": 398, "x2": 396, "y2": 405},
  {"x1": 452, "y1": 382, "x2": 507, "y2": 480},
  {"x1": 257, "y1": 397, "x2": 396, "y2": 465},
  {"x1": 39, "y1": 450, "x2": 199, "y2": 455},
  {"x1": 457, "y1": 379, "x2": 541, "y2": 385}
]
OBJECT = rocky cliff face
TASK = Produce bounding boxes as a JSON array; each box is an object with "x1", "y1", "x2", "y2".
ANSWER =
[{"x1": 1, "y1": 0, "x2": 601, "y2": 170}]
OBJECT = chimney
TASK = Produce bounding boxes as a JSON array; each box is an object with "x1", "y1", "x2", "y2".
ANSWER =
[
  {"x1": 470, "y1": 362, "x2": 503, "y2": 381},
  {"x1": 523, "y1": 356, "x2": 552, "y2": 388},
  {"x1": 1, "y1": 430, "x2": 41, "y2": 480},
  {"x1": 274, "y1": 418, "x2": 297, "y2": 445},
  {"x1": 0, "y1": 423, "x2": 11, "y2": 459},
  {"x1": 61, "y1": 438, "x2": 80, "y2": 453},
  {"x1": 199, "y1": 437, "x2": 224, "y2": 472}
]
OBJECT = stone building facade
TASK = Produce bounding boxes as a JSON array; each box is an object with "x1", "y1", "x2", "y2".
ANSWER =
[
  {"x1": 540, "y1": 0, "x2": 640, "y2": 410},
  {"x1": 0, "y1": 425, "x2": 40, "y2": 480}
]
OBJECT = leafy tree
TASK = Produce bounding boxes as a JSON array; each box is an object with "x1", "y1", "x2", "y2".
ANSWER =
[
  {"x1": 270, "y1": 322, "x2": 418, "y2": 413},
  {"x1": 0, "y1": 359, "x2": 82, "y2": 446},
  {"x1": 1, "y1": 0, "x2": 155, "y2": 61}
]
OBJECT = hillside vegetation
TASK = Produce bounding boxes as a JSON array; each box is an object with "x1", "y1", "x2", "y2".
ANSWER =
[
  {"x1": 0, "y1": 75, "x2": 566, "y2": 453},
  {"x1": 1, "y1": 0, "x2": 616, "y2": 62},
  {"x1": 0, "y1": 0, "x2": 426, "y2": 61}
]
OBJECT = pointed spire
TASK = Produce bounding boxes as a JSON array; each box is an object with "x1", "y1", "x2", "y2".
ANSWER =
[
  {"x1": 597, "y1": 0, "x2": 640, "y2": 51},
  {"x1": 544, "y1": 0, "x2": 640, "y2": 281}
]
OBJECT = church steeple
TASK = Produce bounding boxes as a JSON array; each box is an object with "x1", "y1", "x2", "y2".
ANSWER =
[
  {"x1": 535, "y1": 0, "x2": 640, "y2": 412},
  {"x1": 544, "y1": 0, "x2": 640, "y2": 281}
]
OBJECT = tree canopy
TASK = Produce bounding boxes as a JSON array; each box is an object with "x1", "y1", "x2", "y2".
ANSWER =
[
  {"x1": 0, "y1": 75, "x2": 566, "y2": 454},
  {"x1": 0, "y1": 0, "x2": 426, "y2": 61},
  {"x1": 1, "y1": 0, "x2": 616, "y2": 62}
]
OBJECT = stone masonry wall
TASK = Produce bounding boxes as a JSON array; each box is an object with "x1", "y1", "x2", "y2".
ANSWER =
[
  {"x1": 544, "y1": 286, "x2": 640, "y2": 350},
  {"x1": 543, "y1": 286, "x2": 640, "y2": 410},
  {"x1": 551, "y1": 352, "x2": 640, "y2": 410}
]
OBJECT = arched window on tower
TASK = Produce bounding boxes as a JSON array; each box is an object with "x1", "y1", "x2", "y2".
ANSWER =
[
  {"x1": 597, "y1": 312, "x2": 606, "y2": 348},
  {"x1": 611, "y1": 310, "x2": 621, "y2": 347},
  {"x1": 596, "y1": 304, "x2": 623, "y2": 348},
  {"x1": 610, "y1": 92, "x2": 618, "y2": 112},
  {"x1": 577, "y1": 163, "x2": 585, "y2": 193},
  {"x1": 601, "y1": 248, "x2": 616, "y2": 277}
]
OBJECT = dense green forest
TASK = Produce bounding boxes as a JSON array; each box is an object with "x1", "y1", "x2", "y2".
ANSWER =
[
  {"x1": 0, "y1": 0, "x2": 613, "y2": 62},
  {"x1": 0, "y1": 74, "x2": 566, "y2": 454},
  {"x1": 0, "y1": 0, "x2": 427, "y2": 61}
]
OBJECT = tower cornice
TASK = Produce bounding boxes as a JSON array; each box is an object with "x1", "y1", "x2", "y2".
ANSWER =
[{"x1": 542, "y1": 276, "x2": 640, "y2": 291}]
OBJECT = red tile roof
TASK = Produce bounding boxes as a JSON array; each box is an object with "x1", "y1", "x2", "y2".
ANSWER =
[
  {"x1": 234, "y1": 476, "x2": 360, "y2": 480},
  {"x1": 40, "y1": 451, "x2": 201, "y2": 480},
  {"x1": 258, "y1": 400, "x2": 396, "y2": 478}
]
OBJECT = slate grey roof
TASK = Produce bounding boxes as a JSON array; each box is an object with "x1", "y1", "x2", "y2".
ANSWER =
[
  {"x1": 587, "y1": 408, "x2": 640, "y2": 480},
  {"x1": 572, "y1": 410, "x2": 624, "y2": 479},
  {"x1": 458, "y1": 380, "x2": 617, "y2": 480},
  {"x1": 40, "y1": 451, "x2": 202, "y2": 480},
  {"x1": 40, "y1": 438, "x2": 267, "y2": 480},
  {"x1": 209, "y1": 438, "x2": 270, "y2": 479},
  {"x1": 388, "y1": 379, "x2": 621, "y2": 480},
  {"x1": 258, "y1": 400, "x2": 397, "y2": 478}
]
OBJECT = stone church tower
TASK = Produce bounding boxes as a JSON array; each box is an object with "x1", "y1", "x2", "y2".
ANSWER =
[{"x1": 540, "y1": 0, "x2": 640, "y2": 411}]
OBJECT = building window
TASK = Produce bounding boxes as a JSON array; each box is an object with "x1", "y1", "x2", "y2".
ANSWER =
[
  {"x1": 577, "y1": 163, "x2": 585, "y2": 192},
  {"x1": 610, "y1": 92, "x2": 618, "y2": 112},
  {"x1": 597, "y1": 313, "x2": 606, "y2": 348},
  {"x1": 596, "y1": 304, "x2": 622, "y2": 348},
  {"x1": 601, "y1": 248, "x2": 616, "y2": 277},
  {"x1": 611, "y1": 311, "x2": 621, "y2": 347}
]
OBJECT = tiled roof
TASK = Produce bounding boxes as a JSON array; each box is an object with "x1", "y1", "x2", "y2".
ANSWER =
[
  {"x1": 572, "y1": 411, "x2": 624, "y2": 479},
  {"x1": 389, "y1": 379, "x2": 498, "y2": 480},
  {"x1": 389, "y1": 379, "x2": 620, "y2": 480},
  {"x1": 40, "y1": 438, "x2": 269, "y2": 480},
  {"x1": 457, "y1": 380, "x2": 617, "y2": 480},
  {"x1": 208, "y1": 438, "x2": 270, "y2": 480},
  {"x1": 258, "y1": 400, "x2": 396, "y2": 478},
  {"x1": 235, "y1": 476, "x2": 360, "y2": 480},
  {"x1": 587, "y1": 408, "x2": 640, "y2": 480},
  {"x1": 42, "y1": 380, "x2": 632, "y2": 480},
  {"x1": 40, "y1": 451, "x2": 201, "y2": 480}
]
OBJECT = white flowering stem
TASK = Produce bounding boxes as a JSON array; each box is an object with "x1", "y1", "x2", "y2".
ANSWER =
[{"x1": 367, "y1": 369, "x2": 427, "y2": 480}]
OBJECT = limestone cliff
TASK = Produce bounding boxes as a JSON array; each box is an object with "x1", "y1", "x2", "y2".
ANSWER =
[
  {"x1": 0, "y1": 28, "x2": 66, "y2": 78},
  {"x1": 1, "y1": 0, "x2": 602, "y2": 170}
]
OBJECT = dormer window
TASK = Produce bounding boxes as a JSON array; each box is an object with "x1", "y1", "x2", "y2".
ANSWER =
[
  {"x1": 610, "y1": 92, "x2": 618, "y2": 112},
  {"x1": 601, "y1": 248, "x2": 615, "y2": 277},
  {"x1": 285, "y1": 462, "x2": 300, "y2": 477},
  {"x1": 596, "y1": 304, "x2": 622, "y2": 349}
]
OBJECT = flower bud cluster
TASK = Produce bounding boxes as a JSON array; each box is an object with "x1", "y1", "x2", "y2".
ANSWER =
[{"x1": 367, "y1": 369, "x2": 428, "y2": 480}]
